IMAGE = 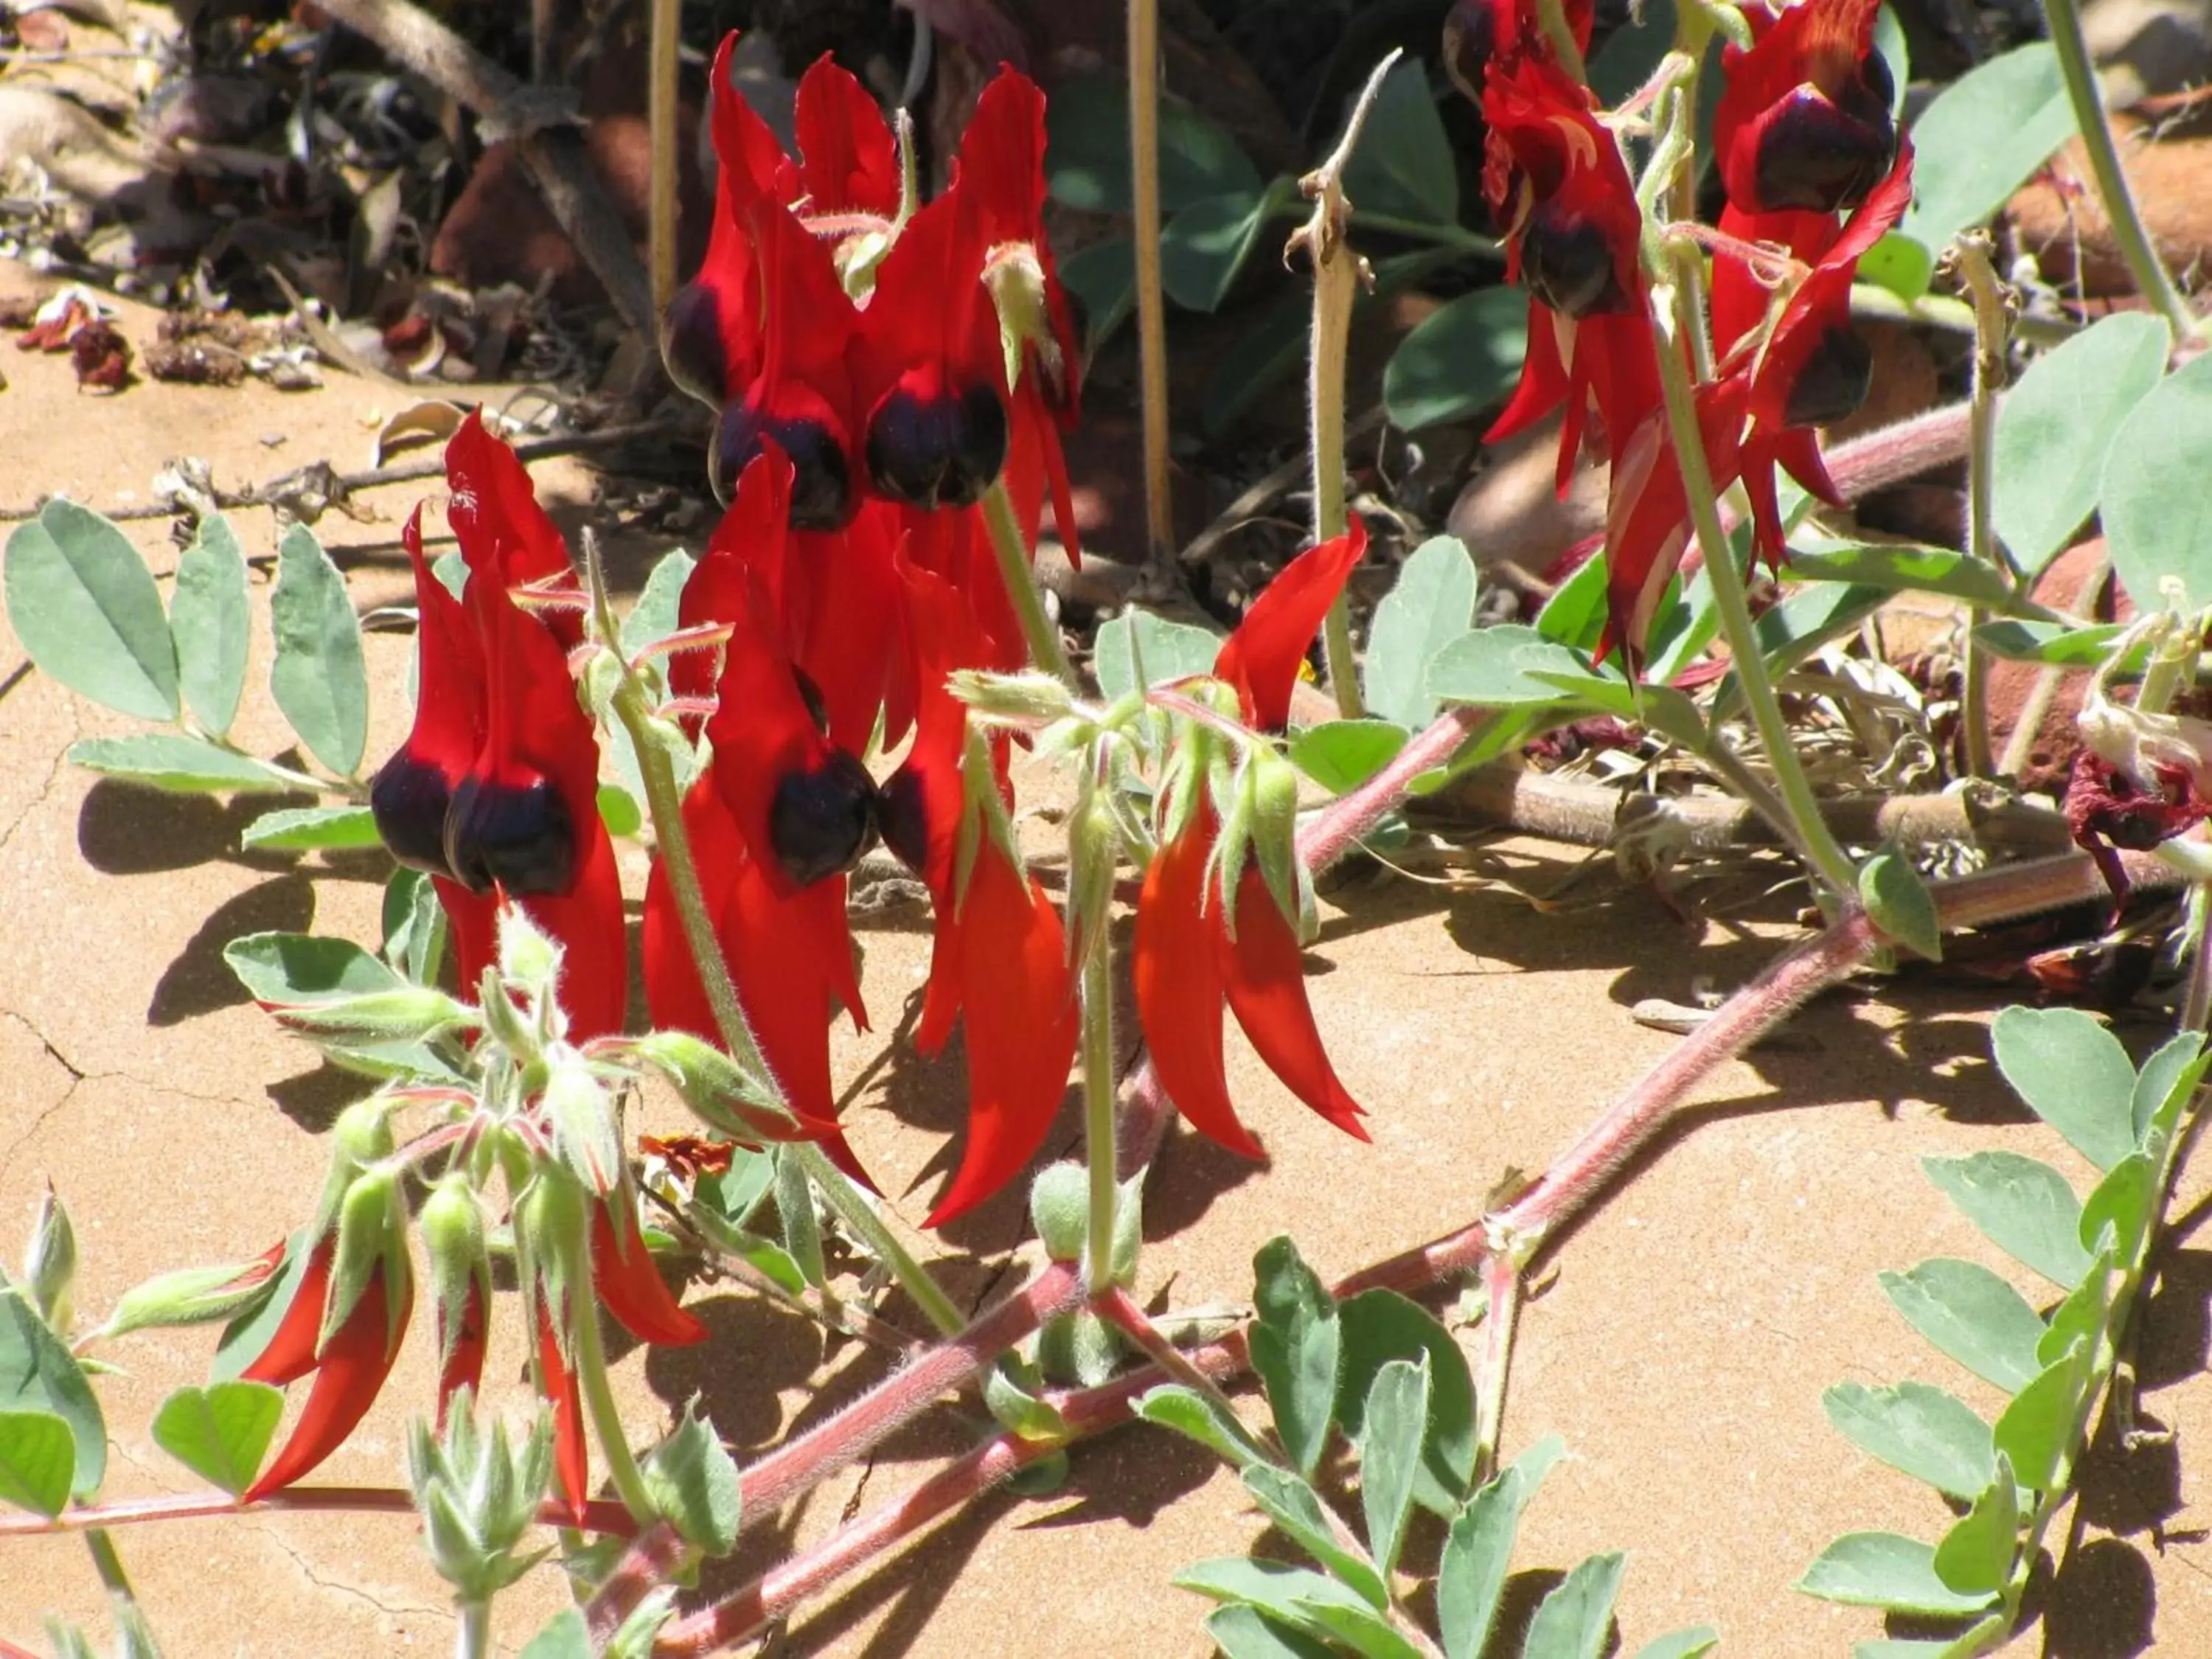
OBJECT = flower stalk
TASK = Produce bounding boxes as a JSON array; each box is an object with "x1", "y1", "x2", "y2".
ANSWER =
[
  {"x1": 1081, "y1": 936, "x2": 1119, "y2": 1298},
  {"x1": 982, "y1": 477, "x2": 1077, "y2": 689},
  {"x1": 1952, "y1": 233, "x2": 2011, "y2": 779}
]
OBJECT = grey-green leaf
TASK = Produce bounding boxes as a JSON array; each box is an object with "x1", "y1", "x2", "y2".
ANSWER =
[
  {"x1": 170, "y1": 514, "x2": 251, "y2": 736},
  {"x1": 2079, "y1": 1152, "x2": 2156, "y2": 1267},
  {"x1": 1921, "y1": 1152, "x2": 2091, "y2": 1289},
  {"x1": 1630, "y1": 1630, "x2": 1719, "y2": 1659},
  {"x1": 1241, "y1": 1464, "x2": 1388, "y2": 1610},
  {"x1": 1879, "y1": 1259, "x2": 2045, "y2": 1391},
  {"x1": 1357, "y1": 1355, "x2": 1428, "y2": 1580},
  {"x1": 1334, "y1": 1289, "x2": 1474, "y2": 1512},
  {"x1": 3, "y1": 499, "x2": 178, "y2": 720},
  {"x1": 1137, "y1": 1384, "x2": 1265, "y2": 1473},
  {"x1": 1289, "y1": 720, "x2": 1410, "y2": 796},
  {"x1": 0, "y1": 1275, "x2": 105, "y2": 1497},
  {"x1": 66, "y1": 734, "x2": 302, "y2": 795},
  {"x1": 640, "y1": 1402, "x2": 742, "y2": 1555},
  {"x1": 1093, "y1": 610, "x2": 1224, "y2": 703},
  {"x1": 1993, "y1": 313, "x2": 2171, "y2": 576},
  {"x1": 1899, "y1": 44, "x2": 2076, "y2": 251},
  {"x1": 518, "y1": 1608, "x2": 591, "y2": 1659},
  {"x1": 240, "y1": 804, "x2": 383, "y2": 852},
  {"x1": 2104, "y1": 348, "x2": 2212, "y2": 611},
  {"x1": 1932, "y1": 1455, "x2": 2019, "y2": 1596},
  {"x1": 1175, "y1": 1556, "x2": 1391, "y2": 1647},
  {"x1": 619, "y1": 549, "x2": 697, "y2": 656},
  {"x1": 1993, "y1": 1342, "x2": 2087, "y2": 1491},
  {"x1": 224, "y1": 931, "x2": 404, "y2": 1004},
  {"x1": 1860, "y1": 852, "x2": 1941, "y2": 961},
  {"x1": 1989, "y1": 1006, "x2": 2138, "y2": 1171},
  {"x1": 1365, "y1": 537, "x2": 1478, "y2": 727},
  {"x1": 2132, "y1": 1032, "x2": 2208, "y2": 1147},
  {"x1": 0, "y1": 1410, "x2": 75, "y2": 1515},
  {"x1": 1797, "y1": 1532, "x2": 2001, "y2": 1615},
  {"x1": 1205, "y1": 1605, "x2": 1337, "y2": 1659},
  {"x1": 1250, "y1": 1237, "x2": 1339, "y2": 1478},
  {"x1": 1382, "y1": 287, "x2": 1528, "y2": 431},
  {"x1": 269, "y1": 523, "x2": 369, "y2": 776},
  {"x1": 151, "y1": 1381, "x2": 283, "y2": 1496},
  {"x1": 1523, "y1": 1551, "x2": 1627, "y2": 1659},
  {"x1": 1436, "y1": 1436, "x2": 1565, "y2": 1659},
  {"x1": 1161, "y1": 180, "x2": 1299, "y2": 313},
  {"x1": 1823, "y1": 1380, "x2": 1996, "y2": 1500}
]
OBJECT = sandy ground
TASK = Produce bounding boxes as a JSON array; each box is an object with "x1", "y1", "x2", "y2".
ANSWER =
[{"x1": 1, "y1": 270, "x2": 2207, "y2": 1658}]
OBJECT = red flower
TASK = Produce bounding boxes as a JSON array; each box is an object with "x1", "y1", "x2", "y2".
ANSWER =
[
  {"x1": 368, "y1": 413, "x2": 625, "y2": 1037},
  {"x1": 1479, "y1": 56, "x2": 1660, "y2": 493},
  {"x1": 1714, "y1": 0, "x2": 1899, "y2": 218},
  {"x1": 434, "y1": 1276, "x2": 487, "y2": 1430},
  {"x1": 589, "y1": 1194, "x2": 705, "y2": 1347},
  {"x1": 536, "y1": 1304, "x2": 590, "y2": 1521},
  {"x1": 1133, "y1": 529, "x2": 1371, "y2": 1155},
  {"x1": 2066, "y1": 752, "x2": 2211, "y2": 901},
  {"x1": 1444, "y1": 0, "x2": 1595, "y2": 99}
]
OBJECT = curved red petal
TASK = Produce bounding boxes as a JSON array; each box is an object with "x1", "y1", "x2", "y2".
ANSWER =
[
  {"x1": 536, "y1": 1306, "x2": 591, "y2": 1523},
  {"x1": 703, "y1": 566, "x2": 837, "y2": 900},
  {"x1": 924, "y1": 851, "x2": 1079, "y2": 1226},
  {"x1": 1484, "y1": 297, "x2": 1569, "y2": 448},
  {"x1": 1214, "y1": 521, "x2": 1368, "y2": 731},
  {"x1": 519, "y1": 827, "x2": 627, "y2": 1040},
  {"x1": 792, "y1": 55, "x2": 899, "y2": 218},
  {"x1": 434, "y1": 1276, "x2": 487, "y2": 1431},
  {"x1": 239, "y1": 1236, "x2": 334, "y2": 1388},
  {"x1": 1219, "y1": 869, "x2": 1366, "y2": 1138},
  {"x1": 394, "y1": 505, "x2": 482, "y2": 779},
  {"x1": 243, "y1": 1266, "x2": 410, "y2": 1500},
  {"x1": 445, "y1": 410, "x2": 582, "y2": 647},
  {"x1": 1132, "y1": 816, "x2": 1259, "y2": 1158},
  {"x1": 434, "y1": 874, "x2": 498, "y2": 1004},
  {"x1": 590, "y1": 1199, "x2": 706, "y2": 1347}
]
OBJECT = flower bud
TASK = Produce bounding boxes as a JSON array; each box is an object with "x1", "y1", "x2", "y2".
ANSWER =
[
  {"x1": 1027, "y1": 1161, "x2": 1088, "y2": 1264},
  {"x1": 948, "y1": 669, "x2": 1077, "y2": 726},
  {"x1": 541, "y1": 1051, "x2": 622, "y2": 1195},
  {"x1": 407, "y1": 1387, "x2": 554, "y2": 1603},
  {"x1": 96, "y1": 1251, "x2": 285, "y2": 1341},
  {"x1": 315, "y1": 1099, "x2": 397, "y2": 1225},
  {"x1": 1065, "y1": 791, "x2": 1121, "y2": 976},
  {"x1": 324, "y1": 1169, "x2": 411, "y2": 1358},
  {"x1": 22, "y1": 1183, "x2": 76, "y2": 1334},
  {"x1": 514, "y1": 1161, "x2": 589, "y2": 1356},
  {"x1": 269, "y1": 986, "x2": 472, "y2": 1047},
  {"x1": 496, "y1": 897, "x2": 564, "y2": 996},
  {"x1": 626, "y1": 1030, "x2": 832, "y2": 1144},
  {"x1": 420, "y1": 1178, "x2": 491, "y2": 1422},
  {"x1": 1246, "y1": 746, "x2": 1306, "y2": 931}
]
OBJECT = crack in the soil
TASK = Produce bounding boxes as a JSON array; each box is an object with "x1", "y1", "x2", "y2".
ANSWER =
[
  {"x1": 256, "y1": 1523, "x2": 445, "y2": 1624},
  {"x1": 0, "y1": 1013, "x2": 264, "y2": 1181},
  {"x1": 0, "y1": 740, "x2": 70, "y2": 859}
]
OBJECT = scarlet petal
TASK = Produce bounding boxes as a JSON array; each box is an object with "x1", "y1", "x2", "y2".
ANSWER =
[
  {"x1": 791, "y1": 54, "x2": 900, "y2": 218},
  {"x1": 243, "y1": 1266, "x2": 410, "y2": 1500},
  {"x1": 1133, "y1": 818, "x2": 1260, "y2": 1159},
  {"x1": 240, "y1": 1237, "x2": 335, "y2": 1388},
  {"x1": 1213, "y1": 521, "x2": 1368, "y2": 731},
  {"x1": 924, "y1": 852, "x2": 1079, "y2": 1226},
  {"x1": 435, "y1": 1277, "x2": 488, "y2": 1430},
  {"x1": 590, "y1": 1200, "x2": 706, "y2": 1347},
  {"x1": 537, "y1": 1307, "x2": 591, "y2": 1523},
  {"x1": 1220, "y1": 870, "x2": 1367, "y2": 1138},
  {"x1": 369, "y1": 506, "x2": 481, "y2": 877},
  {"x1": 445, "y1": 409, "x2": 582, "y2": 648}
]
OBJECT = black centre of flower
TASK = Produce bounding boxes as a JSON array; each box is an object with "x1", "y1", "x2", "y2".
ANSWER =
[
  {"x1": 1441, "y1": 0, "x2": 1497, "y2": 104},
  {"x1": 768, "y1": 751, "x2": 880, "y2": 889},
  {"x1": 1783, "y1": 324, "x2": 1873, "y2": 429},
  {"x1": 442, "y1": 775, "x2": 577, "y2": 897},
  {"x1": 659, "y1": 282, "x2": 726, "y2": 407},
  {"x1": 873, "y1": 767, "x2": 928, "y2": 878},
  {"x1": 712, "y1": 403, "x2": 853, "y2": 530},
  {"x1": 369, "y1": 754, "x2": 459, "y2": 878},
  {"x1": 1521, "y1": 202, "x2": 1629, "y2": 319},
  {"x1": 865, "y1": 383, "x2": 1009, "y2": 510},
  {"x1": 1750, "y1": 71, "x2": 1897, "y2": 215}
]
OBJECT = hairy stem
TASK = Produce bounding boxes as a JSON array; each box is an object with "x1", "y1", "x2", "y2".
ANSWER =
[
  {"x1": 2041, "y1": 0, "x2": 2197, "y2": 339},
  {"x1": 982, "y1": 479, "x2": 1076, "y2": 689},
  {"x1": 1954, "y1": 234, "x2": 2011, "y2": 779},
  {"x1": 1127, "y1": 0, "x2": 1175, "y2": 572},
  {"x1": 456, "y1": 1599, "x2": 492, "y2": 1659},
  {"x1": 574, "y1": 1286, "x2": 656, "y2": 1520},
  {"x1": 1082, "y1": 937, "x2": 1119, "y2": 1297},
  {"x1": 1470, "y1": 1252, "x2": 1523, "y2": 1485}
]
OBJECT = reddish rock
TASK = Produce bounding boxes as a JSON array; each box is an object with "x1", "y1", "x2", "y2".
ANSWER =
[{"x1": 2008, "y1": 116, "x2": 2212, "y2": 299}]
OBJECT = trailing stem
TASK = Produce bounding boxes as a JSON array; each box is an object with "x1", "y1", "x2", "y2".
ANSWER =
[
  {"x1": 1952, "y1": 234, "x2": 2011, "y2": 780},
  {"x1": 1127, "y1": 0, "x2": 1175, "y2": 573},
  {"x1": 2040, "y1": 0, "x2": 2197, "y2": 340}
]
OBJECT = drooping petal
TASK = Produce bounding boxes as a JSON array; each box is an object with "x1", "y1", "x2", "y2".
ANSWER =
[
  {"x1": 239, "y1": 1236, "x2": 335, "y2": 1388},
  {"x1": 243, "y1": 1265, "x2": 411, "y2": 1500},
  {"x1": 590, "y1": 1197, "x2": 706, "y2": 1347},
  {"x1": 434, "y1": 1276, "x2": 487, "y2": 1430},
  {"x1": 536, "y1": 1304, "x2": 591, "y2": 1523},
  {"x1": 445, "y1": 408, "x2": 583, "y2": 649},
  {"x1": 1220, "y1": 869, "x2": 1367, "y2": 1139},
  {"x1": 1213, "y1": 521, "x2": 1368, "y2": 732},
  {"x1": 791, "y1": 55, "x2": 900, "y2": 219},
  {"x1": 1132, "y1": 813, "x2": 1260, "y2": 1159},
  {"x1": 369, "y1": 507, "x2": 482, "y2": 878},
  {"x1": 923, "y1": 848, "x2": 1079, "y2": 1226}
]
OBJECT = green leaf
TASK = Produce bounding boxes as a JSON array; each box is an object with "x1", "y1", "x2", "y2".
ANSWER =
[
  {"x1": 2105, "y1": 349, "x2": 2212, "y2": 610},
  {"x1": 619, "y1": 549, "x2": 696, "y2": 657},
  {"x1": 1335, "y1": 1289, "x2": 1474, "y2": 1512},
  {"x1": 1175, "y1": 1557, "x2": 1398, "y2": 1647},
  {"x1": 1249, "y1": 1237, "x2": 1340, "y2": 1478},
  {"x1": 1989, "y1": 1006, "x2": 2138, "y2": 1171},
  {"x1": 1162, "y1": 180, "x2": 1299, "y2": 313},
  {"x1": 1289, "y1": 1595, "x2": 1426, "y2": 1659},
  {"x1": 170, "y1": 514, "x2": 251, "y2": 737},
  {"x1": 381, "y1": 866, "x2": 447, "y2": 987},
  {"x1": 3, "y1": 498, "x2": 178, "y2": 720},
  {"x1": 1439, "y1": 1436, "x2": 1567, "y2": 1659},
  {"x1": 1205, "y1": 1605, "x2": 1337, "y2": 1659},
  {"x1": 2133, "y1": 1032, "x2": 2208, "y2": 1146},
  {"x1": 1535, "y1": 552, "x2": 1611, "y2": 650},
  {"x1": 640, "y1": 1402, "x2": 742, "y2": 1555},
  {"x1": 1993, "y1": 313, "x2": 2171, "y2": 576},
  {"x1": 1798, "y1": 1532, "x2": 2001, "y2": 1615},
  {"x1": 1855, "y1": 1634, "x2": 2007, "y2": 1659},
  {"x1": 1921, "y1": 1152, "x2": 2091, "y2": 1289},
  {"x1": 1860, "y1": 852, "x2": 1941, "y2": 961},
  {"x1": 268, "y1": 523, "x2": 369, "y2": 776},
  {"x1": 150, "y1": 1381, "x2": 282, "y2": 1496},
  {"x1": 598, "y1": 783, "x2": 643, "y2": 839},
  {"x1": 2039, "y1": 1247, "x2": 2115, "y2": 1369},
  {"x1": 0, "y1": 1273, "x2": 105, "y2": 1497},
  {"x1": 1631, "y1": 1629, "x2": 1720, "y2": 1659},
  {"x1": 66, "y1": 733, "x2": 302, "y2": 795},
  {"x1": 225, "y1": 931, "x2": 405, "y2": 1005},
  {"x1": 1426, "y1": 625, "x2": 1619, "y2": 712},
  {"x1": 1046, "y1": 77, "x2": 1261, "y2": 215},
  {"x1": 1784, "y1": 543, "x2": 2014, "y2": 607},
  {"x1": 1340, "y1": 58, "x2": 1457, "y2": 225},
  {"x1": 1932, "y1": 1454, "x2": 2019, "y2": 1596},
  {"x1": 1241, "y1": 1464, "x2": 1388, "y2": 1610},
  {"x1": 1094, "y1": 610, "x2": 1224, "y2": 703},
  {"x1": 240, "y1": 804, "x2": 383, "y2": 852},
  {"x1": 1879, "y1": 1259, "x2": 2046, "y2": 1391},
  {"x1": 1523, "y1": 1551, "x2": 1627, "y2": 1659},
  {"x1": 518, "y1": 1607, "x2": 591, "y2": 1659},
  {"x1": 1992, "y1": 1341, "x2": 2087, "y2": 1490},
  {"x1": 1382, "y1": 286, "x2": 1528, "y2": 431},
  {"x1": 1357, "y1": 1356, "x2": 1428, "y2": 1580},
  {"x1": 1856, "y1": 231, "x2": 1934, "y2": 302},
  {"x1": 2079, "y1": 1152, "x2": 2156, "y2": 1265},
  {"x1": 0, "y1": 1410, "x2": 74, "y2": 1515},
  {"x1": 1971, "y1": 619, "x2": 2126, "y2": 667},
  {"x1": 1060, "y1": 238, "x2": 1136, "y2": 354},
  {"x1": 1137, "y1": 1384, "x2": 1265, "y2": 1472},
  {"x1": 1823, "y1": 1380, "x2": 1995, "y2": 1500},
  {"x1": 1290, "y1": 720, "x2": 1409, "y2": 795},
  {"x1": 1365, "y1": 537, "x2": 1479, "y2": 726},
  {"x1": 1899, "y1": 43, "x2": 2076, "y2": 251}
]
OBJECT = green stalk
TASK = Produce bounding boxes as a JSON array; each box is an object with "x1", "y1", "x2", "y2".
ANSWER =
[
  {"x1": 1646, "y1": 313, "x2": 1859, "y2": 895},
  {"x1": 790, "y1": 1142, "x2": 965, "y2": 1335},
  {"x1": 455, "y1": 1599, "x2": 492, "y2": 1659},
  {"x1": 1952, "y1": 235, "x2": 2010, "y2": 779},
  {"x1": 1080, "y1": 937, "x2": 1117, "y2": 1297},
  {"x1": 981, "y1": 479, "x2": 1076, "y2": 689},
  {"x1": 1311, "y1": 250, "x2": 1365, "y2": 718},
  {"x1": 571, "y1": 1287, "x2": 655, "y2": 1520},
  {"x1": 1127, "y1": 0, "x2": 1175, "y2": 571},
  {"x1": 2042, "y1": 0, "x2": 2196, "y2": 339}
]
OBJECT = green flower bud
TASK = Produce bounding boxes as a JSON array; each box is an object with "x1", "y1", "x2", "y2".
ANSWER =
[
  {"x1": 495, "y1": 905, "x2": 563, "y2": 1006},
  {"x1": 22, "y1": 1183, "x2": 75, "y2": 1334},
  {"x1": 325, "y1": 1168, "x2": 411, "y2": 1357},
  {"x1": 1026, "y1": 1162, "x2": 1088, "y2": 1264},
  {"x1": 540, "y1": 1051, "x2": 621, "y2": 1195}
]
